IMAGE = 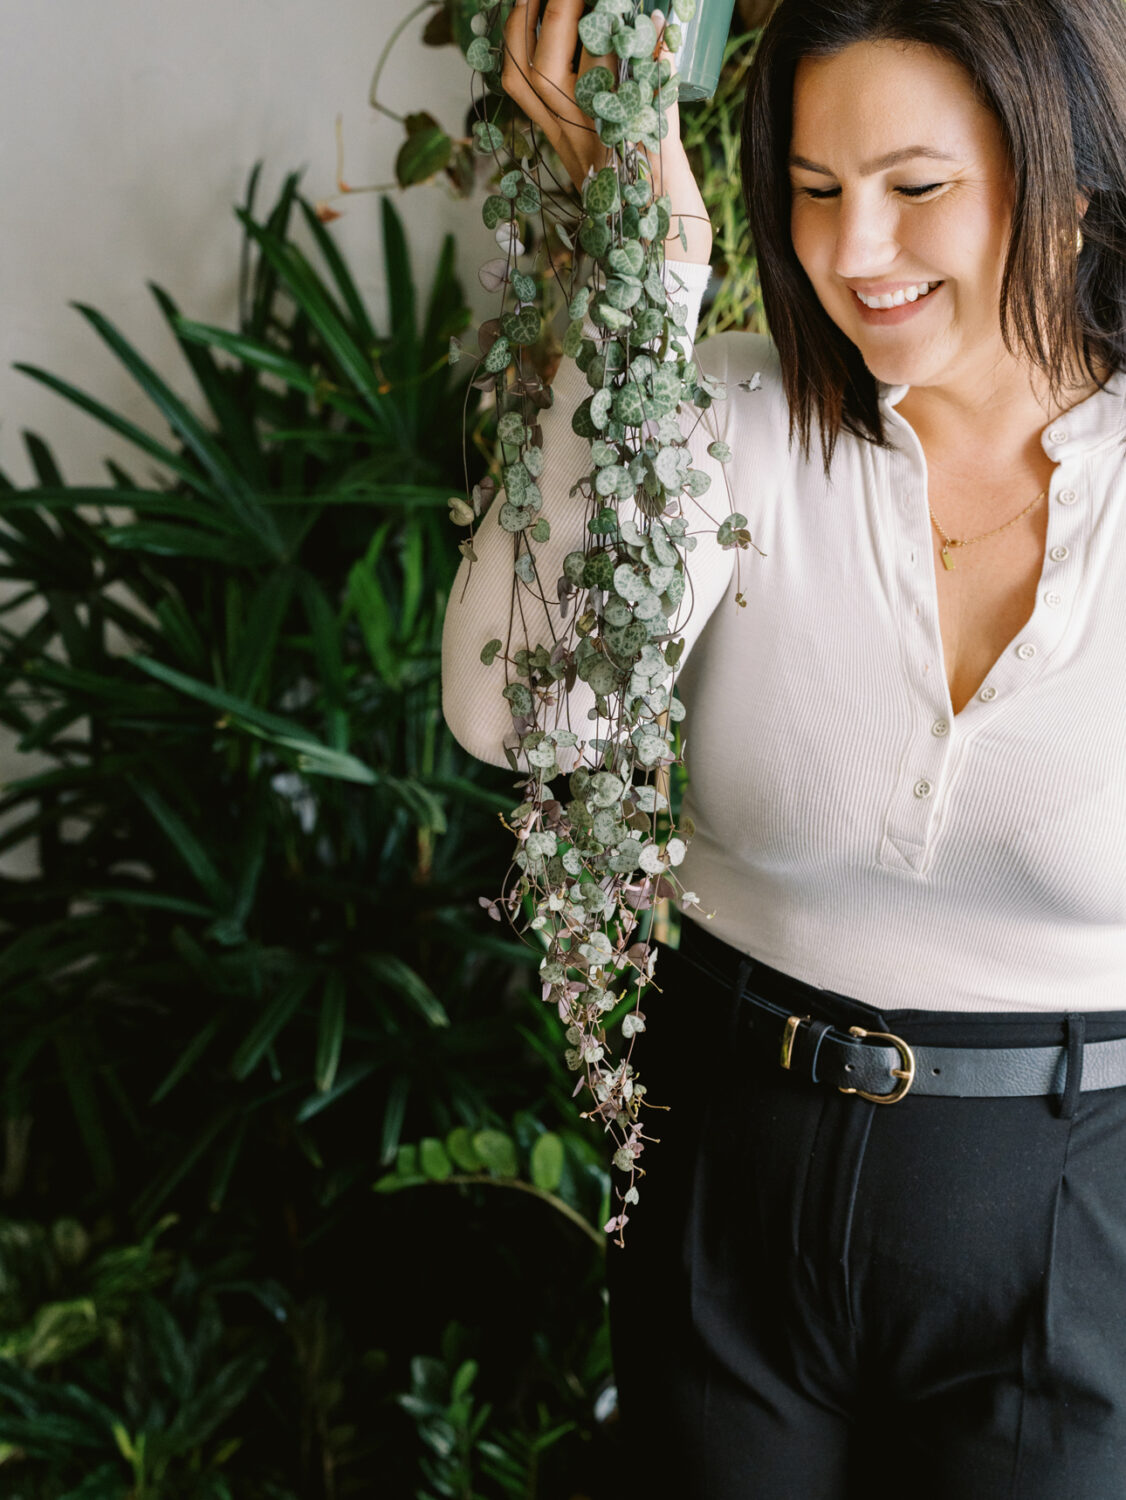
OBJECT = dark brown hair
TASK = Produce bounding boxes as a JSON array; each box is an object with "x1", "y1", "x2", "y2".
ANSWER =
[{"x1": 742, "y1": 0, "x2": 1126, "y2": 471}]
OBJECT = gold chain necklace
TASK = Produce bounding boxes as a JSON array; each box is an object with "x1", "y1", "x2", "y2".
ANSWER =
[{"x1": 928, "y1": 488, "x2": 1047, "y2": 571}]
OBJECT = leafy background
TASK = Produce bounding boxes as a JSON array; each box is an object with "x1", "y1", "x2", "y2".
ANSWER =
[{"x1": 0, "y1": 2, "x2": 767, "y2": 1494}]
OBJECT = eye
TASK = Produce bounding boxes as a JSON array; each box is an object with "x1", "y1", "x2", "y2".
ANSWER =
[{"x1": 793, "y1": 183, "x2": 945, "y2": 201}]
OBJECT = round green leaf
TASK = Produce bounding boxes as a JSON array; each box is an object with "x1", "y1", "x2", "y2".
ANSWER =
[
  {"x1": 530, "y1": 1132, "x2": 565, "y2": 1192},
  {"x1": 582, "y1": 551, "x2": 616, "y2": 589},
  {"x1": 473, "y1": 1128, "x2": 519, "y2": 1177},
  {"x1": 586, "y1": 659, "x2": 619, "y2": 696},
  {"x1": 608, "y1": 241, "x2": 645, "y2": 277},
  {"x1": 472, "y1": 120, "x2": 505, "y2": 155},
  {"x1": 590, "y1": 388, "x2": 613, "y2": 429},
  {"x1": 605, "y1": 277, "x2": 642, "y2": 312},
  {"x1": 577, "y1": 11, "x2": 614, "y2": 55},
  {"x1": 512, "y1": 270, "x2": 538, "y2": 304},
  {"x1": 447, "y1": 1126, "x2": 482, "y2": 1171},
  {"x1": 482, "y1": 195, "x2": 511, "y2": 230},
  {"x1": 562, "y1": 318, "x2": 585, "y2": 358},
  {"x1": 483, "y1": 336, "x2": 512, "y2": 373},
  {"x1": 614, "y1": 383, "x2": 645, "y2": 425},
  {"x1": 569, "y1": 286, "x2": 592, "y2": 320},
  {"x1": 589, "y1": 770, "x2": 625, "y2": 807},
  {"x1": 480, "y1": 638, "x2": 502, "y2": 665},
  {"x1": 420, "y1": 1137, "x2": 453, "y2": 1181},
  {"x1": 584, "y1": 167, "x2": 620, "y2": 216},
  {"x1": 497, "y1": 412, "x2": 526, "y2": 444},
  {"x1": 575, "y1": 64, "x2": 615, "y2": 115},
  {"x1": 580, "y1": 219, "x2": 611, "y2": 258},
  {"x1": 502, "y1": 307, "x2": 541, "y2": 346},
  {"x1": 502, "y1": 683, "x2": 534, "y2": 717},
  {"x1": 592, "y1": 90, "x2": 627, "y2": 123},
  {"x1": 613, "y1": 563, "x2": 649, "y2": 603},
  {"x1": 466, "y1": 36, "x2": 496, "y2": 71},
  {"x1": 516, "y1": 182, "x2": 541, "y2": 214},
  {"x1": 499, "y1": 502, "x2": 533, "y2": 532}
]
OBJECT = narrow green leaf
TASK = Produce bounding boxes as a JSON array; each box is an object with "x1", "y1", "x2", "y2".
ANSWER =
[
  {"x1": 174, "y1": 320, "x2": 375, "y2": 428},
  {"x1": 379, "y1": 1074, "x2": 411, "y2": 1165},
  {"x1": 229, "y1": 969, "x2": 318, "y2": 1080},
  {"x1": 295, "y1": 1059, "x2": 379, "y2": 1122},
  {"x1": 363, "y1": 952, "x2": 449, "y2": 1028},
  {"x1": 314, "y1": 973, "x2": 347, "y2": 1093},
  {"x1": 55, "y1": 1029, "x2": 115, "y2": 1193},
  {"x1": 229, "y1": 568, "x2": 297, "y2": 699},
  {"x1": 237, "y1": 212, "x2": 394, "y2": 435},
  {"x1": 133, "y1": 782, "x2": 231, "y2": 907},
  {"x1": 149, "y1": 1015, "x2": 224, "y2": 1104},
  {"x1": 12, "y1": 363, "x2": 223, "y2": 501},
  {"x1": 72, "y1": 302, "x2": 281, "y2": 550},
  {"x1": 149, "y1": 281, "x2": 268, "y2": 490}
]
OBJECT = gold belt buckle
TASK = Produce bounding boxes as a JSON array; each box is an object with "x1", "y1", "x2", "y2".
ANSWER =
[{"x1": 839, "y1": 1026, "x2": 916, "y2": 1104}]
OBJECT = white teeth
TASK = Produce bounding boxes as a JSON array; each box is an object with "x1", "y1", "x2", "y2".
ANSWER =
[{"x1": 856, "y1": 281, "x2": 939, "y2": 309}]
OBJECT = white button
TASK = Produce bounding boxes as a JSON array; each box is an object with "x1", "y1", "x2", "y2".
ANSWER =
[
  {"x1": 980, "y1": 686, "x2": 998, "y2": 702},
  {"x1": 914, "y1": 779, "x2": 934, "y2": 799},
  {"x1": 1049, "y1": 427, "x2": 1069, "y2": 444},
  {"x1": 932, "y1": 718, "x2": 950, "y2": 737},
  {"x1": 1058, "y1": 489, "x2": 1078, "y2": 505},
  {"x1": 1017, "y1": 642, "x2": 1037, "y2": 660},
  {"x1": 1050, "y1": 545, "x2": 1070, "y2": 561},
  {"x1": 1044, "y1": 591, "x2": 1062, "y2": 608}
]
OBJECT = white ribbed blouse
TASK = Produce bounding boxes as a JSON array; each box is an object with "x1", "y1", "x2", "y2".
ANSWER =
[{"x1": 441, "y1": 262, "x2": 1126, "y2": 1013}]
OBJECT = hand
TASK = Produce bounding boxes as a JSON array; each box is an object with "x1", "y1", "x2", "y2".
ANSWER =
[{"x1": 501, "y1": 0, "x2": 713, "y2": 263}]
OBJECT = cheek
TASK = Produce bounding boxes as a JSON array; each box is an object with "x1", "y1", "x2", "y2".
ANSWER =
[{"x1": 789, "y1": 204, "x2": 824, "y2": 282}]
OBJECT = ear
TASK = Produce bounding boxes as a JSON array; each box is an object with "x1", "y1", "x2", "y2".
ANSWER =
[{"x1": 1077, "y1": 191, "x2": 1090, "y2": 222}]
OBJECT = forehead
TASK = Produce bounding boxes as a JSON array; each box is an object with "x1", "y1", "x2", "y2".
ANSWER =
[{"x1": 790, "y1": 39, "x2": 1001, "y2": 162}]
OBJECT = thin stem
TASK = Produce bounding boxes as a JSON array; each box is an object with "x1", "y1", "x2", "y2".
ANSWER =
[
  {"x1": 421, "y1": 1172, "x2": 607, "y2": 1250},
  {"x1": 368, "y1": 0, "x2": 433, "y2": 124}
]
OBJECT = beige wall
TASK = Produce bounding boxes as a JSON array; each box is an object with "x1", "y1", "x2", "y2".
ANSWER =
[
  {"x1": 0, "y1": 0, "x2": 493, "y2": 868},
  {"x1": 0, "y1": 0, "x2": 490, "y2": 484}
]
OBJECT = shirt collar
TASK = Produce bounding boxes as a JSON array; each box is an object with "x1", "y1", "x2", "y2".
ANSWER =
[{"x1": 878, "y1": 368, "x2": 1126, "y2": 457}]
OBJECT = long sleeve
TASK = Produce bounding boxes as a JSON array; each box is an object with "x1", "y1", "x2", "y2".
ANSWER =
[{"x1": 440, "y1": 259, "x2": 739, "y2": 769}]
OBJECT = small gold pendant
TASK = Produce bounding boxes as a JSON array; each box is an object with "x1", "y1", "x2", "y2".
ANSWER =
[{"x1": 941, "y1": 545, "x2": 956, "y2": 571}]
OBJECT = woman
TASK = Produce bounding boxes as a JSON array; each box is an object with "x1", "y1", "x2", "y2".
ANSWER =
[{"x1": 442, "y1": 0, "x2": 1126, "y2": 1493}]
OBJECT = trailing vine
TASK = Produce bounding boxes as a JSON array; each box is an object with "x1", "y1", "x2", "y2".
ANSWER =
[{"x1": 453, "y1": 0, "x2": 745, "y2": 1245}]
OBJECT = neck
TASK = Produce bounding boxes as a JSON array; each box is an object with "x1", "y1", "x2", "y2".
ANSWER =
[{"x1": 894, "y1": 356, "x2": 1105, "y2": 468}]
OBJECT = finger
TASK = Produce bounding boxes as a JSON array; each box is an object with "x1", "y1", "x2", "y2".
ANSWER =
[
  {"x1": 535, "y1": 0, "x2": 584, "y2": 80},
  {"x1": 502, "y1": 0, "x2": 549, "y2": 117},
  {"x1": 576, "y1": 43, "x2": 615, "y2": 84},
  {"x1": 503, "y1": 0, "x2": 541, "y2": 79}
]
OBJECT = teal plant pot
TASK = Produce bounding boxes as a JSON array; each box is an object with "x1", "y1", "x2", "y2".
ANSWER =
[{"x1": 644, "y1": 0, "x2": 738, "y2": 101}]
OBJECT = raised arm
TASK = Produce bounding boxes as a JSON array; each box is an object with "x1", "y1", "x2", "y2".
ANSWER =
[{"x1": 441, "y1": 0, "x2": 733, "y2": 769}]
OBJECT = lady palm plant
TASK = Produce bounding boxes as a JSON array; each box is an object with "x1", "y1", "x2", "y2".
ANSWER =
[{"x1": 0, "y1": 169, "x2": 614, "y2": 1497}]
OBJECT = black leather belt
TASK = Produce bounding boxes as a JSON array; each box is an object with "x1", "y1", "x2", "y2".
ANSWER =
[
  {"x1": 743, "y1": 986, "x2": 1126, "y2": 1104},
  {"x1": 674, "y1": 922, "x2": 1126, "y2": 1109}
]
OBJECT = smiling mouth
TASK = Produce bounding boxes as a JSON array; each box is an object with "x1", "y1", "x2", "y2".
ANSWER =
[{"x1": 853, "y1": 281, "x2": 944, "y2": 309}]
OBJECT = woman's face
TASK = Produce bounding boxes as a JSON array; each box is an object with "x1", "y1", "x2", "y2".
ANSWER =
[{"x1": 789, "y1": 40, "x2": 1016, "y2": 395}]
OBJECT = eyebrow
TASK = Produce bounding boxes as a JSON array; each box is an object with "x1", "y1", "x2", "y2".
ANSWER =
[{"x1": 788, "y1": 145, "x2": 960, "y2": 176}]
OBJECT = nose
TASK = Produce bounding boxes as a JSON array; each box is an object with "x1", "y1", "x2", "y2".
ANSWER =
[{"x1": 831, "y1": 193, "x2": 899, "y2": 280}]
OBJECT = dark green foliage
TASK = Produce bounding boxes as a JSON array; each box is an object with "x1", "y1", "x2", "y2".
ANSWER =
[{"x1": 0, "y1": 170, "x2": 616, "y2": 1496}]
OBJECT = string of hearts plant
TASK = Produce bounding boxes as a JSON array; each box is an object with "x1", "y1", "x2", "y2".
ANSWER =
[{"x1": 453, "y1": 0, "x2": 747, "y2": 1245}]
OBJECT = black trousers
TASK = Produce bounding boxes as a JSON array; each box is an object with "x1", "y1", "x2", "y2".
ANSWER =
[{"x1": 606, "y1": 926, "x2": 1126, "y2": 1498}]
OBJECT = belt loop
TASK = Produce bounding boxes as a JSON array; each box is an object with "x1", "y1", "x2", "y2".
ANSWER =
[{"x1": 1056, "y1": 1013, "x2": 1086, "y2": 1120}]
